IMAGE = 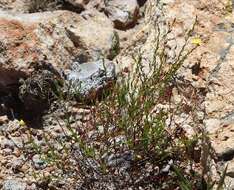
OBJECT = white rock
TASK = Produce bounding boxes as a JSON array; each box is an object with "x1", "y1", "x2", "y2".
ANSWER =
[{"x1": 2, "y1": 179, "x2": 27, "y2": 190}]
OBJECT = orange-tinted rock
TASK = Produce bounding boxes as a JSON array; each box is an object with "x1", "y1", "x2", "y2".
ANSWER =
[{"x1": 0, "y1": 10, "x2": 116, "y2": 87}]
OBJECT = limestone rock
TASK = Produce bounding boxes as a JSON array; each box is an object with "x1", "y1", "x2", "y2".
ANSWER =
[
  {"x1": 0, "y1": 10, "x2": 77, "y2": 87},
  {"x1": 105, "y1": 0, "x2": 139, "y2": 30},
  {"x1": 226, "y1": 160, "x2": 234, "y2": 178},
  {"x1": 210, "y1": 124, "x2": 234, "y2": 161},
  {"x1": 143, "y1": 0, "x2": 233, "y2": 166},
  {"x1": 0, "y1": 9, "x2": 116, "y2": 90},
  {"x1": 225, "y1": 176, "x2": 234, "y2": 189},
  {"x1": 67, "y1": 9, "x2": 117, "y2": 60}
]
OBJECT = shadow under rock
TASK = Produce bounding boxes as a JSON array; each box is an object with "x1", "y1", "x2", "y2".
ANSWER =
[{"x1": 0, "y1": 91, "x2": 44, "y2": 129}]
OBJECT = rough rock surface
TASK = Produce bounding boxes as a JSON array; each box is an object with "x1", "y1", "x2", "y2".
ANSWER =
[
  {"x1": 105, "y1": 0, "x2": 139, "y2": 30},
  {"x1": 154, "y1": 0, "x2": 234, "y2": 184},
  {"x1": 2, "y1": 179, "x2": 27, "y2": 190},
  {"x1": 115, "y1": 0, "x2": 234, "y2": 185},
  {"x1": 1, "y1": 0, "x2": 234, "y2": 189},
  {"x1": 0, "y1": 4, "x2": 144, "y2": 188},
  {"x1": 0, "y1": 9, "x2": 116, "y2": 89},
  {"x1": 67, "y1": 59, "x2": 115, "y2": 99}
]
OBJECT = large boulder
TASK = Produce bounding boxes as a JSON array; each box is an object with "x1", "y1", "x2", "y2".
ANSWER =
[
  {"x1": 0, "y1": 9, "x2": 117, "y2": 123},
  {"x1": 146, "y1": 0, "x2": 234, "y2": 184},
  {"x1": 0, "y1": 9, "x2": 116, "y2": 89}
]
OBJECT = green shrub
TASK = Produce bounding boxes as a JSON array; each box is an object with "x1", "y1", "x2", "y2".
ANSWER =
[{"x1": 24, "y1": 18, "x2": 227, "y2": 189}]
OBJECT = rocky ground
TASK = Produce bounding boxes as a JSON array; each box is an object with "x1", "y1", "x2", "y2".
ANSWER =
[{"x1": 0, "y1": 0, "x2": 234, "y2": 189}]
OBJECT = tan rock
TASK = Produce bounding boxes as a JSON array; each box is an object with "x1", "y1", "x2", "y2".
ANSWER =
[
  {"x1": 210, "y1": 124, "x2": 234, "y2": 160},
  {"x1": 0, "y1": 9, "x2": 116, "y2": 88},
  {"x1": 226, "y1": 161, "x2": 234, "y2": 178},
  {"x1": 144, "y1": 0, "x2": 234, "y2": 165},
  {"x1": 0, "y1": 115, "x2": 8, "y2": 124},
  {"x1": 225, "y1": 176, "x2": 234, "y2": 189},
  {"x1": 67, "y1": 9, "x2": 116, "y2": 60},
  {"x1": 105, "y1": 0, "x2": 139, "y2": 30}
]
